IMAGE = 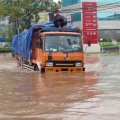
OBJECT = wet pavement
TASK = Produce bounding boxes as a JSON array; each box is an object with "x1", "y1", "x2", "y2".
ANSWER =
[{"x1": 0, "y1": 53, "x2": 120, "y2": 120}]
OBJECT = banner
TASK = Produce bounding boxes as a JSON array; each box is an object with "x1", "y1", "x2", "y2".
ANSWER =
[{"x1": 82, "y1": 2, "x2": 98, "y2": 44}]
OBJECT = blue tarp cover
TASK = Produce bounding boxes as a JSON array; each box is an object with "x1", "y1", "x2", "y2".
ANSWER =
[
  {"x1": 12, "y1": 35, "x2": 18, "y2": 54},
  {"x1": 12, "y1": 22, "x2": 78, "y2": 61}
]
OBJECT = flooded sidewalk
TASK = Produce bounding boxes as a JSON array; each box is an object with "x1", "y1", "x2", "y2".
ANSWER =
[
  {"x1": 0, "y1": 53, "x2": 120, "y2": 120},
  {"x1": 0, "y1": 53, "x2": 17, "y2": 71}
]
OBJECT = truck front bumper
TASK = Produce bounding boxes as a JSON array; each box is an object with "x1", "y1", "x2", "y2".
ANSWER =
[{"x1": 45, "y1": 67, "x2": 85, "y2": 72}]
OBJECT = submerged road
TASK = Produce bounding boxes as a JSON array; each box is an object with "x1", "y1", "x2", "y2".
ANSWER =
[{"x1": 0, "y1": 53, "x2": 120, "y2": 120}]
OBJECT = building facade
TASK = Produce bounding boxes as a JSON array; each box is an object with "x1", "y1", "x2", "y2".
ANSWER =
[
  {"x1": 61, "y1": 0, "x2": 120, "y2": 52},
  {"x1": 97, "y1": 0, "x2": 120, "y2": 42},
  {"x1": 61, "y1": 0, "x2": 82, "y2": 27},
  {"x1": 62, "y1": 0, "x2": 99, "y2": 52}
]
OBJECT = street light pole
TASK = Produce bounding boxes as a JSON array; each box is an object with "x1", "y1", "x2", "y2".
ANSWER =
[{"x1": 100, "y1": 38, "x2": 103, "y2": 53}]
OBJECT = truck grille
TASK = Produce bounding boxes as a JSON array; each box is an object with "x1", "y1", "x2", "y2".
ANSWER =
[{"x1": 47, "y1": 61, "x2": 81, "y2": 67}]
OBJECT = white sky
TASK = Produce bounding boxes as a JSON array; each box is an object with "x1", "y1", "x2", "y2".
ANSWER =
[{"x1": 53, "y1": 0, "x2": 60, "y2": 3}]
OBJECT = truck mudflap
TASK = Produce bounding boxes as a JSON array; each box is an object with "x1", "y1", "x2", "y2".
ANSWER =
[{"x1": 45, "y1": 67, "x2": 85, "y2": 72}]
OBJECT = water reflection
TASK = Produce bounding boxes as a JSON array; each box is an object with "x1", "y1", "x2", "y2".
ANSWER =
[
  {"x1": 33, "y1": 72, "x2": 100, "y2": 102},
  {"x1": 0, "y1": 53, "x2": 120, "y2": 120},
  {"x1": 0, "y1": 71, "x2": 100, "y2": 119}
]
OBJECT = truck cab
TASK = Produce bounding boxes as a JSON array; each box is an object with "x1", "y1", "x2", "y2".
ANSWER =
[{"x1": 31, "y1": 28, "x2": 85, "y2": 72}]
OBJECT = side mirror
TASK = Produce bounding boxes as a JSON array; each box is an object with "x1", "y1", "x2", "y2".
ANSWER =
[{"x1": 88, "y1": 40, "x2": 91, "y2": 47}]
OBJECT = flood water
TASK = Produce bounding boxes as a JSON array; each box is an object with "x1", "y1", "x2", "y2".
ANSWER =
[{"x1": 0, "y1": 53, "x2": 120, "y2": 120}]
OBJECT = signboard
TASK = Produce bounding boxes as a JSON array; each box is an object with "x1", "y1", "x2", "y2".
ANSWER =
[{"x1": 82, "y1": 2, "x2": 98, "y2": 44}]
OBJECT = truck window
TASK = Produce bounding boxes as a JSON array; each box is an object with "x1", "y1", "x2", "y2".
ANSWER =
[{"x1": 45, "y1": 34, "x2": 82, "y2": 52}]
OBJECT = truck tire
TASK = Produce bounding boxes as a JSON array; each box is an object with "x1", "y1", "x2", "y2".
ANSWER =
[
  {"x1": 41, "y1": 67, "x2": 45, "y2": 73},
  {"x1": 34, "y1": 64, "x2": 39, "y2": 71},
  {"x1": 34, "y1": 65, "x2": 45, "y2": 73}
]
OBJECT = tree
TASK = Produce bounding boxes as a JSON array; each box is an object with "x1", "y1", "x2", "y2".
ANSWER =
[
  {"x1": 51, "y1": 1, "x2": 61, "y2": 13},
  {"x1": 0, "y1": 0, "x2": 50, "y2": 35}
]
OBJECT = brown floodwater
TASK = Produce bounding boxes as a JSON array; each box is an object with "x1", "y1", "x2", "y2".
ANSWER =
[{"x1": 0, "y1": 53, "x2": 120, "y2": 120}]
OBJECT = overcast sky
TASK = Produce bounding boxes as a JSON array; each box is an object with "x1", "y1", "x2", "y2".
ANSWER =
[{"x1": 53, "y1": 0, "x2": 60, "y2": 3}]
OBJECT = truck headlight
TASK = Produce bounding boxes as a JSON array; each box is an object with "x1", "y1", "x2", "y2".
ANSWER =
[
  {"x1": 75, "y1": 62, "x2": 82, "y2": 67},
  {"x1": 46, "y1": 62, "x2": 53, "y2": 67}
]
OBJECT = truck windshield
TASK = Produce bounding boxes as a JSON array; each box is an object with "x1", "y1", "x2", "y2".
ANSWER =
[{"x1": 45, "y1": 34, "x2": 82, "y2": 52}]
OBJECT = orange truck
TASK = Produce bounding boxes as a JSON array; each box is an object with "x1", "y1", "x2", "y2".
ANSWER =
[{"x1": 12, "y1": 22, "x2": 85, "y2": 73}]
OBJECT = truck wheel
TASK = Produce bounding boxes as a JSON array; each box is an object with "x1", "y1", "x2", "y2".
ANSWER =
[
  {"x1": 34, "y1": 65, "x2": 39, "y2": 71},
  {"x1": 41, "y1": 68, "x2": 45, "y2": 73}
]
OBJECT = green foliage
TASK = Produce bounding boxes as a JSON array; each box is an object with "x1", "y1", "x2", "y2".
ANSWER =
[
  {"x1": 116, "y1": 38, "x2": 120, "y2": 42},
  {"x1": 51, "y1": 1, "x2": 61, "y2": 12},
  {"x1": 0, "y1": 0, "x2": 50, "y2": 34},
  {"x1": 0, "y1": 0, "x2": 61, "y2": 42},
  {"x1": 102, "y1": 39, "x2": 112, "y2": 42},
  {"x1": 0, "y1": 48, "x2": 12, "y2": 53},
  {"x1": 101, "y1": 42, "x2": 120, "y2": 47}
]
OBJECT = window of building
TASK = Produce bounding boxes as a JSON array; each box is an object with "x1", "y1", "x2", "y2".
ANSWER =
[
  {"x1": 71, "y1": 12, "x2": 81, "y2": 22},
  {"x1": 62, "y1": 0, "x2": 81, "y2": 7}
]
